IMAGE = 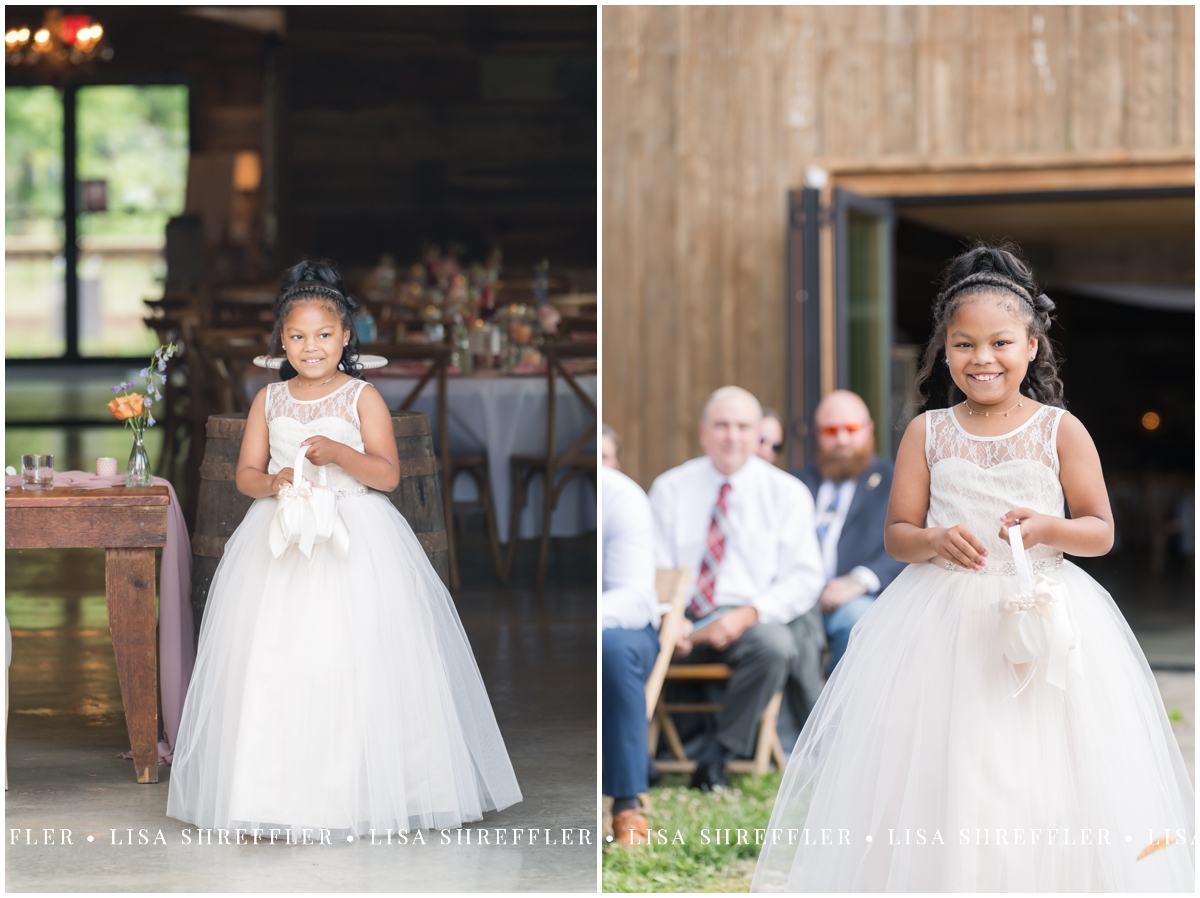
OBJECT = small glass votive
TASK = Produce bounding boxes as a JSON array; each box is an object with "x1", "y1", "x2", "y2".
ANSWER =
[
  {"x1": 96, "y1": 457, "x2": 118, "y2": 477},
  {"x1": 21, "y1": 454, "x2": 54, "y2": 490}
]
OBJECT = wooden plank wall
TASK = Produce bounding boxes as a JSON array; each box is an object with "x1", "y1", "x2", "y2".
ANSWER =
[
  {"x1": 280, "y1": 7, "x2": 597, "y2": 268},
  {"x1": 602, "y1": 5, "x2": 1195, "y2": 489}
]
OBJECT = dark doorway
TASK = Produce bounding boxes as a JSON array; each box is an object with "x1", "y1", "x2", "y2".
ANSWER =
[{"x1": 893, "y1": 191, "x2": 1194, "y2": 638}]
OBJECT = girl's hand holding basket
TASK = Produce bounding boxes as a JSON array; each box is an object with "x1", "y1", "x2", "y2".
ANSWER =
[
  {"x1": 999, "y1": 508, "x2": 1052, "y2": 549},
  {"x1": 271, "y1": 468, "x2": 294, "y2": 493},
  {"x1": 299, "y1": 435, "x2": 345, "y2": 467}
]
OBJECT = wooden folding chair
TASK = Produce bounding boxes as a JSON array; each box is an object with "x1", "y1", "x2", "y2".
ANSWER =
[
  {"x1": 646, "y1": 584, "x2": 788, "y2": 777},
  {"x1": 644, "y1": 568, "x2": 691, "y2": 720},
  {"x1": 502, "y1": 341, "x2": 597, "y2": 588},
  {"x1": 365, "y1": 341, "x2": 461, "y2": 590}
]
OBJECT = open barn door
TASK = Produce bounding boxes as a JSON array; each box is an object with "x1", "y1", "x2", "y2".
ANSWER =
[
  {"x1": 785, "y1": 188, "x2": 822, "y2": 471},
  {"x1": 835, "y1": 188, "x2": 895, "y2": 457}
]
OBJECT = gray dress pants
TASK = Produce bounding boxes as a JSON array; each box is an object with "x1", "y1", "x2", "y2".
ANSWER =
[
  {"x1": 677, "y1": 604, "x2": 826, "y2": 758},
  {"x1": 779, "y1": 603, "x2": 828, "y2": 752}
]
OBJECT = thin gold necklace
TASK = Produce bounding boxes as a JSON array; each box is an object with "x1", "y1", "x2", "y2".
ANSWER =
[
  {"x1": 295, "y1": 370, "x2": 341, "y2": 389},
  {"x1": 964, "y1": 397, "x2": 1023, "y2": 417}
]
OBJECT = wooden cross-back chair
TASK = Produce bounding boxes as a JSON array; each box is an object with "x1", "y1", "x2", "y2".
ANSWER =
[
  {"x1": 502, "y1": 341, "x2": 597, "y2": 588},
  {"x1": 191, "y1": 328, "x2": 272, "y2": 416},
  {"x1": 362, "y1": 341, "x2": 464, "y2": 590},
  {"x1": 211, "y1": 284, "x2": 277, "y2": 328},
  {"x1": 448, "y1": 454, "x2": 504, "y2": 584},
  {"x1": 556, "y1": 315, "x2": 597, "y2": 339},
  {"x1": 646, "y1": 568, "x2": 788, "y2": 778},
  {"x1": 143, "y1": 300, "x2": 201, "y2": 481},
  {"x1": 551, "y1": 293, "x2": 598, "y2": 337},
  {"x1": 181, "y1": 327, "x2": 271, "y2": 524}
]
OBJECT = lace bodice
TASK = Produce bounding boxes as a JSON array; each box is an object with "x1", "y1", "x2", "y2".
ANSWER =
[
  {"x1": 925, "y1": 404, "x2": 1067, "y2": 573},
  {"x1": 265, "y1": 378, "x2": 370, "y2": 496}
]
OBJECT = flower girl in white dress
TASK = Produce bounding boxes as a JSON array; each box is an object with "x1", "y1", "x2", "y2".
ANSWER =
[
  {"x1": 753, "y1": 244, "x2": 1193, "y2": 891},
  {"x1": 167, "y1": 261, "x2": 521, "y2": 839}
]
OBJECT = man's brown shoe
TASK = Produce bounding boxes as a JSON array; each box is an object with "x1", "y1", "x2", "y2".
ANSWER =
[{"x1": 612, "y1": 808, "x2": 650, "y2": 846}]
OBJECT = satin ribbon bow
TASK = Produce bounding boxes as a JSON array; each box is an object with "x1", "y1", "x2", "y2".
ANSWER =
[
  {"x1": 268, "y1": 445, "x2": 350, "y2": 562},
  {"x1": 986, "y1": 524, "x2": 1080, "y2": 697}
]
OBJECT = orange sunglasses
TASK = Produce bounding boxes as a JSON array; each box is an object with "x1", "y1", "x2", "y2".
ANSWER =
[{"x1": 819, "y1": 422, "x2": 865, "y2": 438}]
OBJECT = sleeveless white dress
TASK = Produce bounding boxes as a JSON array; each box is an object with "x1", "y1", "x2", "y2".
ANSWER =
[
  {"x1": 753, "y1": 405, "x2": 1194, "y2": 892},
  {"x1": 166, "y1": 378, "x2": 522, "y2": 838}
]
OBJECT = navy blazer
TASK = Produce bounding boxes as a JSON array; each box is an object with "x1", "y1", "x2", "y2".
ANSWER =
[{"x1": 793, "y1": 456, "x2": 907, "y2": 595}]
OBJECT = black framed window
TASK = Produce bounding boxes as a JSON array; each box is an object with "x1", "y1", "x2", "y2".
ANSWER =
[{"x1": 5, "y1": 83, "x2": 189, "y2": 361}]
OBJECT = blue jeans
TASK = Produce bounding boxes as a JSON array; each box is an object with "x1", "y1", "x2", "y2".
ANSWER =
[
  {"x1": 602, "y1": 625, "x2": 660, "y2": 798},
  {"x1": 823, "y1": 595, "x2": 876, "y2": 673}
]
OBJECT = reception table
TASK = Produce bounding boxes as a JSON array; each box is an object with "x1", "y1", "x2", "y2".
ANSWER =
[
  {"x1": 5, "y1": 473, "x2": 194, "y2": 782},
  {"x1": 244, "y1": 370, "x2": 596, "y2": 543},
  {"x1": 7, "y1": 485, "x2": 167, "y2": 783}
]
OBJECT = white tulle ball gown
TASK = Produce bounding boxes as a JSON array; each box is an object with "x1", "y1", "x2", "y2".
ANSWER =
[
  {"x1": 752, "y1": 406, "x2": 1194, "y2": 892},
  {"x1": 166, "y1": 378, "x2": 522, "y2": 838}
]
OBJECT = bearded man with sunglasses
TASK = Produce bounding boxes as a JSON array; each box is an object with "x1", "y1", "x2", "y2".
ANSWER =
[{"x1": 793, "y1": 390, "x2": 906, "y2": 677}]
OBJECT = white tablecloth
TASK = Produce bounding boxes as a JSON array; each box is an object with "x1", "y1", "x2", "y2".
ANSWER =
[{"x1": 245, "y1": 372, "x2": 596, "y2": 542}]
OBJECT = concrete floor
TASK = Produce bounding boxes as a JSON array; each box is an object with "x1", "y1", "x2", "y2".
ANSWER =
[{"x1": 5, "y1": 530, "x2": 599, "y2": 892}]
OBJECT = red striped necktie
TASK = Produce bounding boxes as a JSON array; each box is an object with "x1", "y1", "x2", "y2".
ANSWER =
[{"x1": 688, "y1": 482, "x2": 731, "y2": 620}]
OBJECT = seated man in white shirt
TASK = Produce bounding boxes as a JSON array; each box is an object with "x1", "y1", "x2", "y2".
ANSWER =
[
  {"x1": 602, "y1": 439, "x2": 662, "y2": 844},
  {"x1": 649, "y1": 387, "x2": 825, "y2": 790}
]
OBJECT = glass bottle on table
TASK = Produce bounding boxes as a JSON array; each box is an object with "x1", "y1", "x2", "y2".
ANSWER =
[
  {"x1": 479, "y1": 284, "x2": 497, "y2": 321},
  {"x1": 453, "y1": 316, "x2": 473, "y2": 376}
]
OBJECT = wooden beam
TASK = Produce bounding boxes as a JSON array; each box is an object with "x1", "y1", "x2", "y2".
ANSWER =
[
  {"x1": 808, "y1": 149, "x2": 1194, "y2": 197},
  {"x1": 833, "y1": 164, "x2": 1193, "y2": 198},
  {"x1": 812, "y1": 147, "x2": 1194, "y2": 174}
]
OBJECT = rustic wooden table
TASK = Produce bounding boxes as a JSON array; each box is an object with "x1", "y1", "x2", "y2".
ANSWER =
[{"x1": 6, "y1": 485, "x2": 168, "y2": 784}]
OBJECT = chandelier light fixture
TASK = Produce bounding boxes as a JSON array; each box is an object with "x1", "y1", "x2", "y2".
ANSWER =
[{"x1": 5, "y1": 9, "x2": 112, "y2": 67}]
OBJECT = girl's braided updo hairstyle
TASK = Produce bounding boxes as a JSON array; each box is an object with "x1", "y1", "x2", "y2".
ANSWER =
[
  {"x1": 914, "y1": 241, "x2": 1064, "y2": 409},
  {"x1": 269, "y1": 259, "x2": 364, "y2": 381}
]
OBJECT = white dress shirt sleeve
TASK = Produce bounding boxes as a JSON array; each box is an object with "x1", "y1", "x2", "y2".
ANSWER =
[
  {"x1": 753, "y1": 476, "x2": 826, "y2": 625},
  {"x1": 602, "y1": 469, "x2": 661, "y2": 631},
  {"x1": 849, "y1": 565, "x2": 882, "y2": 594},
  {"x1": 648, "y1": 474, "x2": 678, "y2": 571}
]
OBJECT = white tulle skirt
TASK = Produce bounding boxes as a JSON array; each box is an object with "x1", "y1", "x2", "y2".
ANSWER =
[
  {"x1": 752, "y1": 560, "x2": 1194, "y2": 892},
  {"x1": 166, "y1": 493, "x2": 522, "y2": 838}
]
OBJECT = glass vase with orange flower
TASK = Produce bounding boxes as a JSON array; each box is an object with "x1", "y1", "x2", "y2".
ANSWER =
[{"x1": 106, "y1": 343, "x2": 176, "y2": 487}]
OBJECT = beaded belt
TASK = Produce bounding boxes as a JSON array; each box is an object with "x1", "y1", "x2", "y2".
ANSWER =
[
  {"x1": 933, "y1": 553, "x2": 1064, "y2": 576},
  {"x1": 334, "y1": 486, "x2": 369, "y2": 500}
]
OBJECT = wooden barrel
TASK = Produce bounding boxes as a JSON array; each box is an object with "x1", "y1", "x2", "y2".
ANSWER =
[{"x1": 188, "y1": 410, "x2": 450, "y2": 642}]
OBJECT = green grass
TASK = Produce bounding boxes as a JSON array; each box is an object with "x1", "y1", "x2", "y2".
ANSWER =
[{"x1": 603, "y1": 772, "x2": 782, "y2": 893}]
